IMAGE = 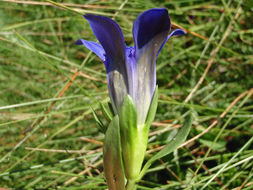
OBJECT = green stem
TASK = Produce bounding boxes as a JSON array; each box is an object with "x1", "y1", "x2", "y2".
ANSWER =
[{"x1": 126, "y1": 179, "x2": 136, "y2": 190}]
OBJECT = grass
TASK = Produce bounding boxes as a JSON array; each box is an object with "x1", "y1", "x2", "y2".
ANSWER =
[{"x1": 0, "y1": 0, "x2": 253, "y2": 189}]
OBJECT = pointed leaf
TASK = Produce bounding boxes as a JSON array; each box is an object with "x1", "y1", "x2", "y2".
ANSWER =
[
  {"x1": 100, "y1": 102, "x2": 113, "y2": 122},
  {"x1": 145, "y1": 86, "x2": 158, "y2": 128},
  {"x1": 138, "y1": 114, "x2": 192, "y2": 181},
  {"x1": 91, "y1": 107, "x2": 106, "y2": 133},
  {"x1": 103, "y1": 115, "x2": 125, "y2": 190}
]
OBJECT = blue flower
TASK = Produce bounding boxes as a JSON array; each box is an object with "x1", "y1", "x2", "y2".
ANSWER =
[{"x1": 76, "y1": 8, "x2": 185, "y2": 125}]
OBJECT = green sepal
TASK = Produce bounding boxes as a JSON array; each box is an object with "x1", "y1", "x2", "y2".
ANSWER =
[
  {"x1": 120, "y1": 95, "x2": 138, "y2": 130},
  {"x1": 145, "y1": 86, "x2": 158, "y2": 128},
  {"x1": 120, "y1": 95, "x2": 148, "y2": 180},
  {"x1": 137, "y1": 113, "x2": 192, "y2": 181},
  {"x1": 91, "y1": 107, "x2": 106, "y2": 134},
  {"x1": 100, "y1": 102, "x2": 113, "y2": 122},
  {"x1": 103, "y1": 115, "x2": 125, "y2": 190}
]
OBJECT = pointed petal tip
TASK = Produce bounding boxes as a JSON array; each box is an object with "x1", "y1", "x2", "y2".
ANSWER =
[
  {"x1": 142, "y1": 8, "x2": 169, "y2": 16},
  {"x1": 156, "y1": 29, "x2": 186, "y2": 57},
  {"x1": 83, "y1": 14, "x2": 99, "y2": 21},
  {"x1": 83, "y1": 13, "x2": 112, "y2": 24},
  {"x1": 171, "y1": 28, "x2": 186, "y2": 36},
  {"x1": 166, "y1": 29, "x2": 186, "y2": 40},
  {"x1": 75, "y1": 39, "x2": 83, "y2": 45}
]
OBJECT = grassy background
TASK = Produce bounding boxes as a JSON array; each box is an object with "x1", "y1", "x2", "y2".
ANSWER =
[{"x1": 0, "y1": 0, "x2": 253, "y2": 189}]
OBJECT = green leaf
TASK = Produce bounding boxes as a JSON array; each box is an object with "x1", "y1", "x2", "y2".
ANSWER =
[
  {"x1": 100, "y1": 102, "x2": 113, "y2": 122},
  {"x1": 91, "y1": 107, "x2": 106, "y2": 133},
  {"x1": 137, "y1": 114, "x2": 192, "y2": 181},
  {"x1": 145, "y1": 86, "x2": 158, "y2": 128},
  {"x1": 103, "y1": 115, "x2": 125, "y2": 190}
]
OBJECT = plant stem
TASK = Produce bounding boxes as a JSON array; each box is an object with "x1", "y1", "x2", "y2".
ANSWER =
[{"x1": 126, "y1": 179, "x2": 136, "y2": 190}]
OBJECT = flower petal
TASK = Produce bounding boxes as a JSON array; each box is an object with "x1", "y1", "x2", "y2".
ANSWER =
[
  {"x1": 84, "y1": 14, "x2": 128, "y2": 114},
  {"x1": 168, "y1": 28, "x2": 186, "y2": 37},
  {"x1": 133, "y1": 8, "x2": 170, "y2": 50},
  {"x1": 84, "y1": 14, "x2": 126, "y2": 65},
  {"x1": 75, "y1": 39, "x2": 106, "y2": 62},
  {"x1": 157, "y1": 29, "x2": 186, "y2": 57},
  {"x1": 125, "y1": 46, "x2": 137, "y2": 98},
  {"x1": 132, "y1": 8, "x2": 171, "y2": 125}
]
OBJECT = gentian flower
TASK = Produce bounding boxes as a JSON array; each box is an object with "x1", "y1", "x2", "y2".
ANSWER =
[
  {"x1": 76, "y1": 8, "x2": 185, "y2": 188},
  {"x1": 76, "y1": 8, "x2": 185, "y2": 125}
]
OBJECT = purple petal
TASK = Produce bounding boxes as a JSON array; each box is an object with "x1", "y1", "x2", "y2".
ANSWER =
[
  {"x1": 84, "y1": 14, "x2": 129, "y2": 114},
  {"x1": 132, "y1": 8, "x2": 171, "y2": 125},
  {"x1": 133, "y1": 8, "x2": 170, "y2": 50},
  {"x1": 168, "y1": 28, "x2": 186, "y2": 37},
  {"x1": 84, "y1": 14, "x2": 126, "y2": 65},
  {"x1": 125, "y1": 46, "x2": 137, "y2": 98},
  {"x1": 75, "y1": 39, "x2": 106, "y2": 62},
  {"x1": 157, "y1": 29, "x2": 186, "y2": 56}
]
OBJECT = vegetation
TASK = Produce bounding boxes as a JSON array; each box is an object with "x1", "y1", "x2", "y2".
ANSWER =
[{"x1": 0, "y1": 0, "x2": 252, "y2": 189}]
